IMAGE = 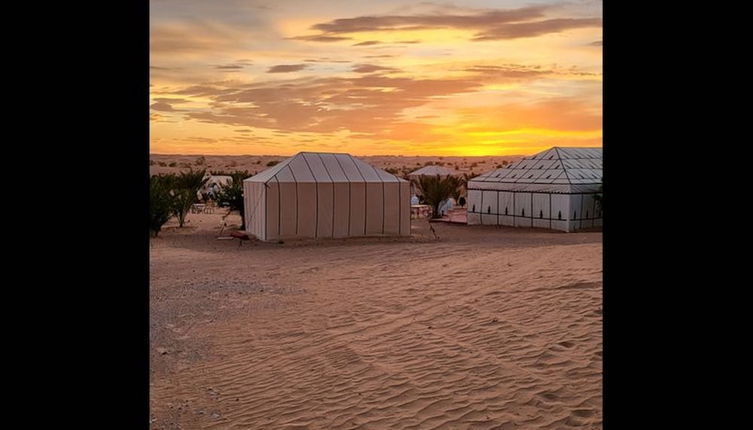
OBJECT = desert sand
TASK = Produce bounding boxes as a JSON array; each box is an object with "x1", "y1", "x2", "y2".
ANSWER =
[
  {"x1": 150, "y1": 210, "x2": 602, "y2": 429},
  {"x1": 149, "y1": 154, "x2": 524, "y2": 178}
]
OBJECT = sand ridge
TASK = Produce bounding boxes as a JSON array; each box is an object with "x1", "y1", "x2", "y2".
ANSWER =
[{"x1": 150, "y1": 212, "x2": 602, "y2": 429}]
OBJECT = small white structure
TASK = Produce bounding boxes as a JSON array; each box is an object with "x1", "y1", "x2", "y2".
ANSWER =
[
  {"x1": 467, "y1": 147, "x2": 602, "y2": 232},
  {"x1": 243, "y1": 152, "x2": 411, "y2": 241},
  {"x1": 200, "y1": 174, "x2": 233, "y2": 198},
  {"x1": 437, "y1": 198, "x2": 456, "y2": 216}
]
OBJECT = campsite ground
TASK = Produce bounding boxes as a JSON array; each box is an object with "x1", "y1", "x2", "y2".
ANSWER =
[{"x1": 150, "y1": 210, "x2": 602, "y2": 430}]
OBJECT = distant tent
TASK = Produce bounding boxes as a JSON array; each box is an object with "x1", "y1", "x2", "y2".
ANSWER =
[
  {"x1": 407, "y1": 165, "x2": 455, "y2": 178},
  {"x1": 407, "y1": 165, "x2": 456, "y2": 197},
  {"x1": 199, "y1": 174, "x2": 233, "y2": 199},
  {"x1": 243, "y1": 152, "x2": 411, "y2": 241},
  {"x1": 466, "y1": 147, "x2": 602, "y2": 232}
]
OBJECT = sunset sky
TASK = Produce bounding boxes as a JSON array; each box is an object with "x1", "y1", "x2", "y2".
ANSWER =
[{"x1": 150, "y1": 0, "x2": 602, "y2": 156}]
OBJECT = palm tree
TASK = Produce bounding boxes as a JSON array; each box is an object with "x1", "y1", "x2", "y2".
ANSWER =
[
  {"x1": 171, "y1": 169, "x2": 208, "y2": 227},
  {"x1": 150, "y1": 174, "x2": 175, "y2": 237},
  {"x1": 216, "y1": 170, "x2": 251, "y2": 229},
  {"x1": 413, "y1": 175, "x2": 463, "y2": 218}
]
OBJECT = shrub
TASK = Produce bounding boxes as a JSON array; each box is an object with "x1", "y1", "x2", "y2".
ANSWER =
[
  {"x1": 158, "y1": 161, "x2": 167, "y2": 167},
  {"x1": 150, "y1": 175, "x2": 175, "y2": 237},
  {"x1": 171, "y1": 169, "x2": 208, "y2": 227},
  {"x1": 168, "y1": 162, "x2": 177, "y2": 167},
  {"x1": 266, "y1": 160, "x2": 279, "y2": 167},
  {"x1": 216, "y1": 170, "x2": 251, "y2": 229},
  {"x1": 195, "y1": 156, "x2": 206, "y2": 166}
]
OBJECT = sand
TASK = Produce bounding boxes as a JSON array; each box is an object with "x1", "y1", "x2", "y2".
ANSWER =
[
  {"x1": 150, "y1": 211, "x2": 602, "y2": 429},
  {"x1": 149, "y1": 154, "x2": 524, "y2": 178}
]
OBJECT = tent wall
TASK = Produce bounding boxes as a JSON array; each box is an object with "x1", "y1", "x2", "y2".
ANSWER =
[
  {"x1": 532, "y1": 193, "x2": 551, "y2": 229},
  {"x1": 399, "y1": 181, "x2": 411, "y2": 236},
  {"x1": 244, "y1": 181, "x2": 267, "y2": 241},
  {"x1": 296, "y1": 182, "x2": 317, "y2": 238},
  {"x1": 332, "y1": 183, "x2": 350, "y2": 238},
  {"x1": 551, "y1": 194, "x2": 570, "y2": 232},
  {"x1": 316, "y1": 183, "x2": 334, "y2": 238},
  {"x1": 467, "y1": 189, "x2": 481, "y2": 225},
  {"x1": 365, "y1": 183, "x2": 384, "y2": 235},
  {"x1": 265, "y1": 180, "x2": 280, "y2": 240},
  {"x1": 497, "y1": 192, "x2": 514, "y2": 226},
  {"x1": 466, "y1": 188, "x2": 601, "y2": 232},
  {"x1": 349, "y1": 183, "x2": 366, "y2": 236},
  {"x1": 383, "y1": 182, "x2": 400, "y2": 235},
  {"x1": 514, "y1": 193, "x2": 532, "y2": 227},
  {"x1": 480, "y1": 190, "x2": 498, "y2": 225}
]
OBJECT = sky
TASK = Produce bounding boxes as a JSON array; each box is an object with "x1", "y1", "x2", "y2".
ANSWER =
[{"x1": 150, "y1": 0, "x2": 602, "y2": 156}]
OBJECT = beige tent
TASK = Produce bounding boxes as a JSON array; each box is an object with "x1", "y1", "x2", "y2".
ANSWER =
[{"x1": 243, "y1": 152, "x2": 411, "y2": 241}]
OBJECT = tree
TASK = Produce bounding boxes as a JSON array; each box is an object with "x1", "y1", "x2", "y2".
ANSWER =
[
  {"x1": 413, "y1": 175, "x2": 463, "y2": 218},
  {"x1": 171, "y1": 169, "x2": 208, "y2": 227},
  {"x1": 216, "y1": 170, "x2": 251, "y2": 229},
  {"x1": 150, "y1": 175, "x2": 175, "y2": 237}
]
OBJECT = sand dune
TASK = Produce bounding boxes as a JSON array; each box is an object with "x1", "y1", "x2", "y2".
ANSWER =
[
  {"x1": 149, "y1": 154, "x2": 524, "y2": 178},
  {"x1": 150, "y1": 212, "x2": 602, "y2": 429}
]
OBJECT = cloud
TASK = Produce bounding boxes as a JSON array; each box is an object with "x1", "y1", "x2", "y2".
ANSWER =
[
  {"x1": 176, "y1": 73, "x2": 482, "y2": 137},
  {"x1": 290, "y1": 34, "x2": 351, "y2": 42},
  {"x1": 214, "y1": 64, "x2": 245, "y2": 70},
  {"x1": 298, "y1": 6, "x2": 601, "y2": 42},
  {"x1": 151, "y1": 101, "x2": 180, "y2": 112},
  {"x1": 152, "y1": 97, "x2": 189, "y2": 104},
  {"x1": 462, "y1": 64, "x2": 549, "y2": 79},
  {"x1": 309, "y1": 7, "x2": 549, "y2": 34},
  {"x1": 589, "y1": 40, "x2": 602, "y2": 46},
  {"x1": 303, "y1": 58, "x2": 351, "y2": 63},
  {"x1": 353, "y1": 40, "x2": 381, "y2": 46},
  {"x1": 267, "y1": 64, "x2": 308, "y2": 73},
  {"x1": 352, "y1": 64, "x2": 397, "y2": 73},
  {"x1": 472, "y1": 18, "x2": 603, "y2": 40}
]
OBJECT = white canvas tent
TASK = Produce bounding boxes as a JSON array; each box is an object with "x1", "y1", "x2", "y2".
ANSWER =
[
  {"x1": 467, "y1": 147, "x2": 602, "y2": 232},
  {"x1": 203, "y1": 174, "x2": 232, "y2": 193},
  {"x1": 243, "y1": 152, "x2": 411, "y2": 241},
  {"x1": 407, "y1": 165, "x2": 455, "y2": 178},
  {"x1": 408, "y1": 165, "x2": 456, "y2": 197}
]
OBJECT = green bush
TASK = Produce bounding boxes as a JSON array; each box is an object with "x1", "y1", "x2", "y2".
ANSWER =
[
  {"x1": 150, "y1": 175, "x2": 175, "y2": 237},
  {"x1": 216, "y1": 170, "x2": 251, "y2": 229},
  {"x1": 171, "y1": 169, "x2": 208, "y2": 227}
]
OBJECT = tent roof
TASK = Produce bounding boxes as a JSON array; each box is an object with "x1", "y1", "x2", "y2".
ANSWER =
[
  {"x1": 408, "y1": 165, "x2": 455, "y2": 177},
  {"x1": 468, "y1": 147, "x2": 602, "y2": 193},
  {"x1": 244, "y1": 152, "x2": 407, "y2": 184}
]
